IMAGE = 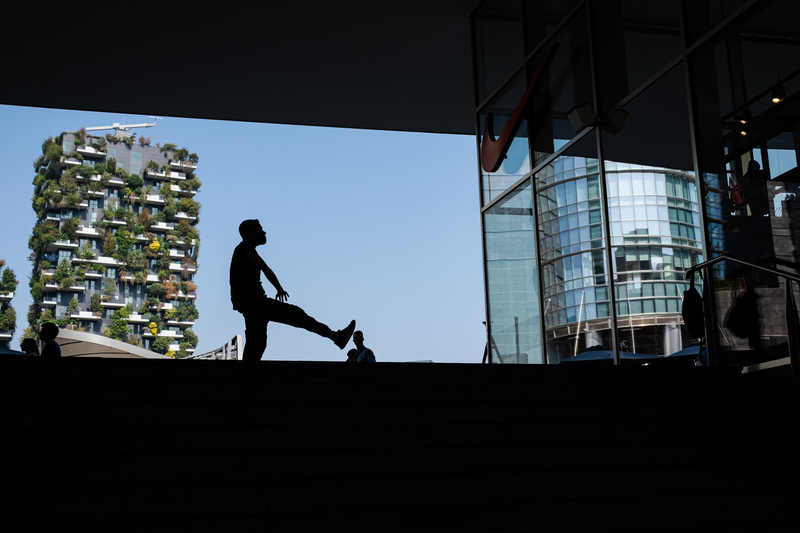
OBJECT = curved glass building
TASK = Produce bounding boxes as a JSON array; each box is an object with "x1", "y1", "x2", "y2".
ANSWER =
[{"x1": 536, "y1": 159, "x2": 702, "y2": 361}]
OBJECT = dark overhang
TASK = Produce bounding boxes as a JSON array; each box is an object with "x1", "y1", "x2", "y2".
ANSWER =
[{"x1": 2, "y1": 1, "x2": 481, "y2": 135}]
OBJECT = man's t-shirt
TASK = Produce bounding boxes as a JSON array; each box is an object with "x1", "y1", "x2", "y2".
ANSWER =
[
  {"x1": 40, "y1": 340, "x2": 61, "y2": 358},
  {"x1": 355, "y1": 347, "x2": 376, "y2": 363},
  {"x1": 230, "y1": 242, "x2": 265, "y2": 312}
]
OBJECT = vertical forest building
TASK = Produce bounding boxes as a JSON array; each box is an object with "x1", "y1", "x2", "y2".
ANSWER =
[
  {"x1": 27, "y1": 124, "x2": 201, "y2": 357},
  {"x1": 0, "y1": 260, "x2": 18, "y2": 349}
]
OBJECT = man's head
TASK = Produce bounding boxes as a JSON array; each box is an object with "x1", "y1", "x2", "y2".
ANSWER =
[
  {"x1": 353, "y1": 330, "x2": 364, "y2": 348},
  {"x1": 239, "y1": 219, "x2": 267, "y2": 245},
  {"x1": 40, "y1": 322, "x2": 59, "y2": 342}
]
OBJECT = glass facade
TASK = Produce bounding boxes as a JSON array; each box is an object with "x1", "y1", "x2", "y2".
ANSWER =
[
  {"x1": 484, "y1": 182, "x2": 541, "y2": 363},
  {"x1": 473, "y1": 0, "x2": 800, "y2": 366}
]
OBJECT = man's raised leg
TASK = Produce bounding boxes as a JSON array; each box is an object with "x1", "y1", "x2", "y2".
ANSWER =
[{"x1": 265, "y1": 298, "x2": 355, "y2": 349}]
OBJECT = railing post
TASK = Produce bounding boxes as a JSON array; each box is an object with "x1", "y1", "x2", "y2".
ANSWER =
[
  {"x1": 702, "y1": 265, "x2": 719, "y2": 367},
  {"x1": 785, "y1": 280, "x2": 800, "y2": 408}
]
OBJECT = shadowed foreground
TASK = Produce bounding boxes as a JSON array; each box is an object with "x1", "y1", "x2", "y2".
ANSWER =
[{"x1": 2, "y1": 358, "x2": 799, "y2": 532}]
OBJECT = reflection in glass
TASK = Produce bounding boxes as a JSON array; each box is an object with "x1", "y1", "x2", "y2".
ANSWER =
[
  {"x1": 480, "y1": 74, "x2": 532, "y2": 206},
  {"x1": 690, "y1": 0, "x2": 800, "y2": 367},
  {"x1": 485, "y1": 181, "x2": 542, "y2": 363},
  {"x1": 537, "y1": 153, "x2": 703, "y2": 361},
  {"x1": 472, "y1": 0, "x2": 524, "y2": 105}
]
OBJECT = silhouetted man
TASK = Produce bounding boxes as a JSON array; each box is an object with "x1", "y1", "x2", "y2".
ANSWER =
[
  {"x1": 230, "y1": 219, "x2": 356, "y2": 361},
  {"x1": 39, "y1": 323, "x2": 61, "y2": 358},
  {"x1": 352, "y1": 330, "x2": 375, "y2": 363}
]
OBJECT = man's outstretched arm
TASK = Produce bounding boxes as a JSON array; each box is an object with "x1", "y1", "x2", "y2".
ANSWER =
[{"x1": 245, "y1": 246, "x2": 289, "y2": 302}]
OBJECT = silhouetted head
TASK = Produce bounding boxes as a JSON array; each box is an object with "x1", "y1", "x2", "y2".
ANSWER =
[
  {"x1": 353, "y1": 330, "x2": 364, "y2": 349},
  {"x1": 20, "y1": 338, "x2": 39, "y2": 355},
  {"x1": 239, "y1": 219, "x2": 267, "y2": 245},
  {"x1": 39, "y1": 322, "x2": 59, "y2": 343}
]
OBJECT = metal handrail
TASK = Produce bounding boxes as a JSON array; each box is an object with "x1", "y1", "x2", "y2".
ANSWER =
[
  {"x1": 687, "y1": 253, "x2": 800, "y2": 409},
  {"x1": 687, "y1": 254, "x2": 800, "y2": 284}
]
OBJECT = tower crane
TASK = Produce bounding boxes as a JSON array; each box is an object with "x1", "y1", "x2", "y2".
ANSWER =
[{"x1": 84, "y1": 117, "x2": 162, "y2": 138}]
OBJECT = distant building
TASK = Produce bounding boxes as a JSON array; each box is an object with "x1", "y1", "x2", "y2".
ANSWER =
[
  {"x1": 27, "y1": 124, "x2": 202, "y2": 357},
  {"x1": 0, "y1": 260, "x2": 18, "y2": 348}
]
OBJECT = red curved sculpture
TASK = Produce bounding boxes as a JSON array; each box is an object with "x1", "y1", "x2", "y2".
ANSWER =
[{"x1": 481, "y1": 44, "x2": 559, "y2": 174}]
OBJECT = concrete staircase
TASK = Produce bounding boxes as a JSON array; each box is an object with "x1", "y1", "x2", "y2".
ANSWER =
[{"x1": 2, "y1": 358, "x2": 799, "y2": 532}]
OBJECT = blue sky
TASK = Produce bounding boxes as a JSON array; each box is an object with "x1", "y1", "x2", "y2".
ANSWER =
[{"x1": 0, "y1": 104, "x2": 486, "y2": 362}]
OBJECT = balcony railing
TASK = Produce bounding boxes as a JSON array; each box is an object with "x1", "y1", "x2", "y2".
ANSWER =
[
  {"x1": 70, "y1": 311, "x2": 102, "y2": 321},
  {"x1": 72, "y1": 255, "x2": 117, "y2": 265},
  {"x1": 169, "y1": 344, "x2": 195, "y2": 353},
  {"x1": 146, "y1": 170, "x2": 186, "y2": 181},
  {"x1": 169, "y1": 262, "x2": 196, "y2": 272},
  {"x1": 76, "y1": 226, "x2": 101, "y2": 237},
  {"x1": 76, "y1": 146, "x2": 105, "y2": 157},
  {"x1": 167, "y1": 319, "x2": 196, "y2": 327},
  {"x1": 0, "y1": 291, "x2": 13, "y2": 302},
  {"x1": 150, "y1": 222, "x2": 175, "y2": 232},
  {"x1": 157, "y1": 330, "x2": 184, "y2": 339},
  {"x1": 52, "y1": 240, "x2": 78, "y2": 249},
  {"x1": 170, "y1": 160, "x2": 197, "y2": 171}
]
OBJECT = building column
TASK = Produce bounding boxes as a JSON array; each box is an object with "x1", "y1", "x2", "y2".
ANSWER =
[
  {"x1": 663, "y1": 321, "x2": 682, "y2": 356},
  {"x1": 584, "y1": 329, "x2": 603, "y2": 349}
]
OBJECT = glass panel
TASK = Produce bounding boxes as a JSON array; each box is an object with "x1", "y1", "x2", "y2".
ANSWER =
[
  {"x1": 684, "y1": 0, "x2": 757, "y2": 46},
  {"x1": 485, "y1": 181, "x2": 542, "y2": 363},
  {"x1": 602, "y1": 63, "x2": 702, "y2": 357},
  {"x1": 527, "y1": 6, "x2": 593, "y2": 168},
  {"x1": 689, "y1": 0, "x2": 800, "y2": 368},
  {"x1": 473, "y1": 0, "x2": 524, "y2": 104},
  {"x1": 522, "y1": 0, "x2": 583, "y2": 56},
  {"x1": 479, "y1": 73, "x2": 532, "y2": 205},
  {"x1": 536, "y1": 132, "x2": 606, "y2": 362},
  {"x1": 593, "y1": 1, "x2": 682, "y2": 113}
]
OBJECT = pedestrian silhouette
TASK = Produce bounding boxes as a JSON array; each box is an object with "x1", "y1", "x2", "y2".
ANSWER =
[
  {"x1": 39, "y1": 323, "x2": 61, "y2": 358},
  {"x1": 351, "y1": 330, "x2": 376, "y2": 362},
  {"x1": 725, "y1": 272, "x2": 762, "y2": 353},
  {"x1": 230, "y1": 219, "x2": 356, "y2": 361},
  {"x1": 20, "y1": 338, "x2": 40, "y2": 357}
]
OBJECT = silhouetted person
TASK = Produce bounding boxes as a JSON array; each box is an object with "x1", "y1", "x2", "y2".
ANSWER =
[
  {"x1": 729, "y1": 160, "x2": 775, "y2": 265},
  {"x1": 725, "y1": 273, "x2": 762, "y2": 353},
  {"x1": 742, "y1": 160, "x2": 769, "y2": 217},
  {"x1": 352, "y1": 330, "x2": 375, "y2": 363},
  {"x1": 230, "y1": 219, "x2": 356, "y2": 361},
  {"x1": 39, "y1": 323, "x2": 61, "y2": 358},
  {"x1": 20, "y1": 338, "x2": 39, "y2": 357},
  {"x1": 346, "y1": 348, "x2": 358, "y2": 363}
]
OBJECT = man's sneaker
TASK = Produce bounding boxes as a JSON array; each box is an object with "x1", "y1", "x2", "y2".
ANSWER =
[{"x1": 335, "y1": 320, "x2": 356, "y2": 350}]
